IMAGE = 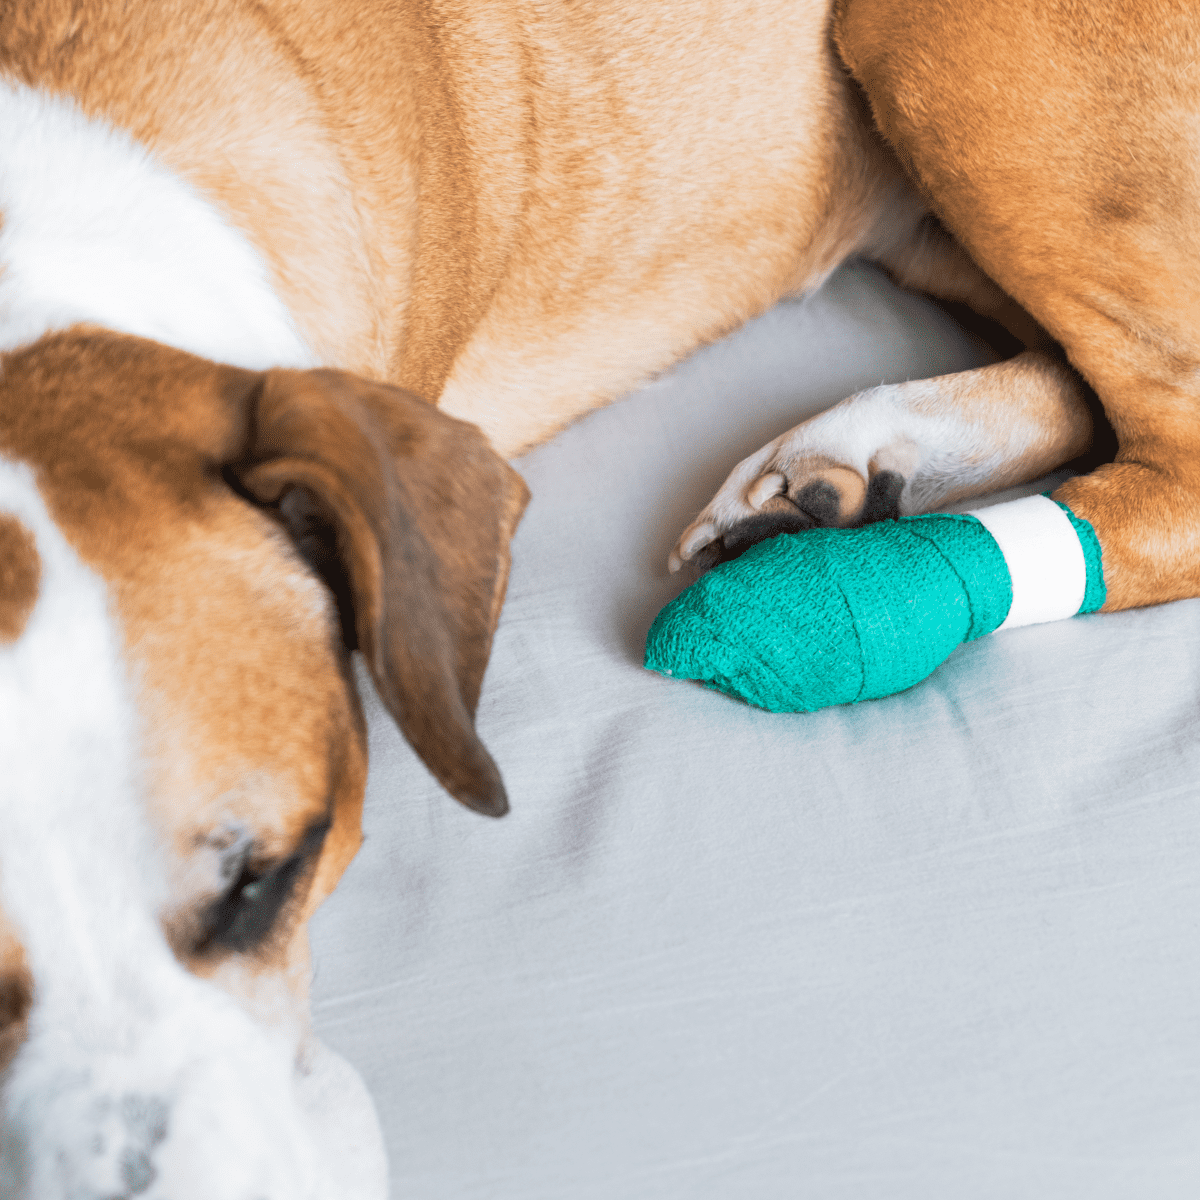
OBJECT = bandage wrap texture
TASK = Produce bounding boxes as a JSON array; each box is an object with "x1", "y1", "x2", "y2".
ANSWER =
[{"x1": 645, "y1": 502, "x2": 1105, "y2": 713}]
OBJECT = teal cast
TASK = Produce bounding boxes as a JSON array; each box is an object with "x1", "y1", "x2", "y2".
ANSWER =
[{"x1": 644, "y1": 501, "x2": 1105, "y2": 713}]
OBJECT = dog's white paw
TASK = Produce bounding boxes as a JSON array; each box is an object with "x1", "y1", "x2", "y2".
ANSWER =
[{"x1": 670, "y1": 427, "x2": 909, "y2": 572}]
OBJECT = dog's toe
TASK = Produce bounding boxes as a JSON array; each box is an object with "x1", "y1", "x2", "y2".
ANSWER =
[
  {"x1": 858, "y1": 468, "x2": 906, "y2": 524},
  {"x1": 669, "y1": 421, "x2": 917, "y2": 574},
  {"x1": 693, "y1": 507, "x2": 817, "y2": 568}
]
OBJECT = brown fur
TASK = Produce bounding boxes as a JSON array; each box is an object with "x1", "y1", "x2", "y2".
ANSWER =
[
  {"x1": 835, "y1": 0, "x2": 1200, "y2": 610},
  {"x1": 1, "y1": 0, "x2": 1196, "y2": 1121},
  {"x1": 9, "y1": 1, "x2": 1188, "y2": 607},
  {"x1": 0, "y1": 516, "x2": 38, "y2": 643},
  {"x1": 0, "y1": 0, "x2": 932, "y2": 454},
  {"x1": 0, "y1": 919, "x2": 29, "y2": 1074},
  {"x1": 0, "y1": 330, "x2": 524, "y2": 1020}
]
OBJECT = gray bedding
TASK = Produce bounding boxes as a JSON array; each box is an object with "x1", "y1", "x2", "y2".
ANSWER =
[{"x1": 310, "y1": 262, "x2": 1200, "y2": 1199}]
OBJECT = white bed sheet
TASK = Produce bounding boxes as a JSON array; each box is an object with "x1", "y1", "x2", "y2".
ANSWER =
[{"x1": 310, "y1": 262, "x2": 1200, "y2": 1199}]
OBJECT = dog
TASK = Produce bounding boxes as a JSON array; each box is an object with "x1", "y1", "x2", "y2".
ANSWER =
[{"x1": 1, "y1": 0, "x2": 1192, "y2": 1194}]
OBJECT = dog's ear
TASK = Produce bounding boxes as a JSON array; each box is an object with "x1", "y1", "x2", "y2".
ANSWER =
[{"x1": 227, "y1": 368, "x2": 529, "y2": 817}]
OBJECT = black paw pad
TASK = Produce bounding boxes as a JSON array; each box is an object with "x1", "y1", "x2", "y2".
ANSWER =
[
  {"x1": 859, "y1": 470, "x2": 905, "y2": 525},
  {"x1": 695, "y1": 509, "x2": 817, "y2": 570},
  {"x1": 788, "y1": 479, "x2": 842, "y2": 526}
]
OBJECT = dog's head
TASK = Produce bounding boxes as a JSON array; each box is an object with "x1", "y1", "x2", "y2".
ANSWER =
[{"x1": 0, "y1": 329, "x2": 527, "y2": 1198}]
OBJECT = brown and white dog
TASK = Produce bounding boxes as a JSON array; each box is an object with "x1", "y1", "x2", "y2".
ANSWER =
[{"x1": 0, "y1": 0, "x2": 1195, "y2": 1195}]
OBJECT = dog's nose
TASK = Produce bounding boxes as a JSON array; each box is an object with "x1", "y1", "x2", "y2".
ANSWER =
[
  {"x1": 84, "y1": 1092, "x2": 170, "y2": 1198},
  {"x1": 0, "y1": 989, "x2": 325, "y2": 1199},
  {"x1": 0, "y1": 1088, "x2": 172, "y2": 1200},
  {"x1": 1, "y1": 1069, "x2": 318, "y2": 1199}
]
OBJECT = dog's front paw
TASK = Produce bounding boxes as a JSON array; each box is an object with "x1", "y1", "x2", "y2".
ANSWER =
[{"x1": 670, "y1": 431, "x2": 908, "y2": 573}]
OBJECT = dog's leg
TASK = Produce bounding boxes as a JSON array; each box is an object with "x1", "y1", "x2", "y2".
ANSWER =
[
  {"x1": 835, "y1": 0, "x2": 1200, "y2": 613},
  {"x1": 671, "y1": 349, "x2": 1093, "y2": 570},
  {"x1": 869, "y1": 212, "x2": 1053, "y2": 354}
]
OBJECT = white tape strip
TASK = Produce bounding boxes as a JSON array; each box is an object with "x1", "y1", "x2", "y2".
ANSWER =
[{"x1": 967, "y1": 494, "x2": 1086, "y2": 631}]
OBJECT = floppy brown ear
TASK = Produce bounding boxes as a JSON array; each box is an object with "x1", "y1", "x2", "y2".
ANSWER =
[{"x1": 229, "y1": 368, "x2": 529, "y2": 817}]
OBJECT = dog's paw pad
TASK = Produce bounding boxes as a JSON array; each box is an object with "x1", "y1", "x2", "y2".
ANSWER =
[
  {"x1": 692, "y1": 508, "x2": 817, "y2": 570},
  {"x1": 859, "y1": 469, "x2": 906, "y2": 524},
  {"x1": 671, "y1": 465, "x2": 907, "y2": 573}
]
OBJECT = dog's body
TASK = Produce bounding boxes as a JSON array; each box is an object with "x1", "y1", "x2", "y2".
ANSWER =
[{"x1": 0, "y1": 0, "x2": 1195, "y2": 1193}]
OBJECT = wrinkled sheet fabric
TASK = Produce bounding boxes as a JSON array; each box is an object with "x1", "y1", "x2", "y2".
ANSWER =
[{"x1": 310, "y1": 262, "x2": 1200, "y2": 1200}]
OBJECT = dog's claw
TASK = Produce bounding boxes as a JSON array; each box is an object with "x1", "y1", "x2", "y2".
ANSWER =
[
  {"x1": 670, "y1": 522, "x2": 718, "y2": 572},
  {"x1": 669, "y1": 445, "x2": 913, "y2": 575},
  {"x1": 747, "y1": 472, "x2": 786, "y2": 510}
]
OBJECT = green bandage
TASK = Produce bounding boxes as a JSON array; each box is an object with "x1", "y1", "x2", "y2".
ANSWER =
[{"x1": 645, "y1": 498, "x2": 1105, "y2": 713}]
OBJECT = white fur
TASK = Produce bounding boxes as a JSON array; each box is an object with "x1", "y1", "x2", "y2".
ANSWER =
[
  {"x1": 754, "y1": 380, "x2": 1016, "y2": 515},
  {"x1": 0, "y1": 81, "x2": 314, "y2": 370},
  {"x1": 0, "y1": 458, "x2": 384, "y2": 1199},
  {"x1": 670, "y1": 379, "x2": 1019, "y2": 568},
  {"x1": 968, "y1": 494, "x2": 1087, "y2": 630}
]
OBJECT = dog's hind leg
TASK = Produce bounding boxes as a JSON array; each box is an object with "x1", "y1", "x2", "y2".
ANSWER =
[
  {"x1": 836, "y1": 0, "x2": 1200, "y2": 613},
  {"x1": 671, "y1": 349, "x2": 1094, "y2": 571}
]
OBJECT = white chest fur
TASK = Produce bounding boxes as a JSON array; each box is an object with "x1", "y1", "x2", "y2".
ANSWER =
[{"x1": 0, "y1": 81, "x2": 314, "y2": 370}]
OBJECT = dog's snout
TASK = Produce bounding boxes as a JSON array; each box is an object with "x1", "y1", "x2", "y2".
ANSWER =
[
  {"x1": 84, "y1": 1092, "x2": 170, "y2": 1198},
  {"x1": 117, "y1": 1093, "x2": 170, "y2": 1194}
]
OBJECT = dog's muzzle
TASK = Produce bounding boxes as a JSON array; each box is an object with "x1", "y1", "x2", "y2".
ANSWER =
[{"x1": 0, "y1": 967, "x2": 386, "y2": 1200}]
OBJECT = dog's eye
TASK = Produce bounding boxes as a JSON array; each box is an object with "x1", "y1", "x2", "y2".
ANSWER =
[{"x1": 197, "y1": 822, "x2": 330, "y2": 954}]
